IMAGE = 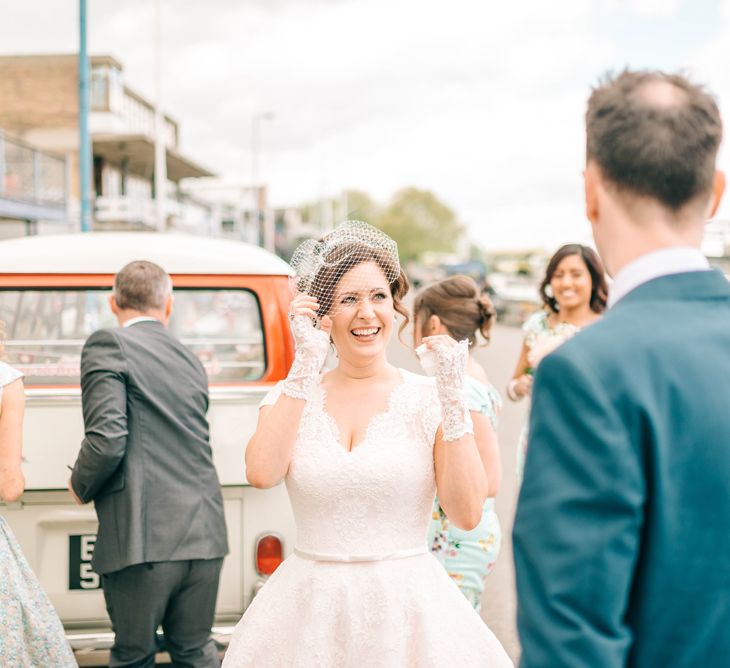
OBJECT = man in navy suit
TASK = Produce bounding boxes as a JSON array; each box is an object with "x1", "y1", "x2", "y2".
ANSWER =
[{"x1": 513, "y1": 70, "x2": 730, "y2": 667}]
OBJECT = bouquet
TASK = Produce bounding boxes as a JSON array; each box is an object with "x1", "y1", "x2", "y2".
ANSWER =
[{"x1": 527, "y1": 326, "x2": 579, "y2": 370}]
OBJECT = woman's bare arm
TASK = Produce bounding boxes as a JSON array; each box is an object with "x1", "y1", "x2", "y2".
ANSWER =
[
  {"x1": 0, "y1": 379, "x2": 25, "y2": 502},
  {"x1": 434, "y1": 428, "x2": 489, "y2": 530},
  {"x1": 245, "y1": 294, "x2": 331, "y2": 488},
  {"x1": 508, "y1": 340, "x2": 533, "y2": 400},
  {"x1": 472, "y1": 410, "x2": 501, "y2": 497},
  {"x1": 244, "y1": 397, "x2": 306, "y2": 488}
]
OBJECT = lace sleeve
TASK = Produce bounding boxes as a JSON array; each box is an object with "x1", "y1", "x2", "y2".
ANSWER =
[
  {"x1": 0, "y1": 361, "x2": 23, "y2": 387},
  {"x1": 421, "y1": 383, "x2": 442, "y2": 446},
  {"x1": 0, "y1": 362, "x2": 23, "y2": 408},
  {"x1": 259, "y1": 382, "x2": 283, "y2": 409}
]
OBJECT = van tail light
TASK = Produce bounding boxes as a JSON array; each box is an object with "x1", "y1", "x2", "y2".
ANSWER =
[{"x1": 255, "y1": 534, "x2": 283, "y2": 576}]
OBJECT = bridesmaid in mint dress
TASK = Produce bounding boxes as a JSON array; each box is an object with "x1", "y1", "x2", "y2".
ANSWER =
[
  {"x1": 413, "y1": 276, "x2": 503, "y2": 611},
  {"x1": 0, "y1": 361, "x2": 77, "y2": 667},
  {"x1": 506, "y1": 244, "x2": 607, "y2": 482}
]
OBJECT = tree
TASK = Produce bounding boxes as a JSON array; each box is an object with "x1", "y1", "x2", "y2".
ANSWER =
[
  {"x1": 343, "y1": 189, "x2": 381, "y2": 225},
  {"x1": 376, "y1": 187, "x2": 463, "y2": 263}
]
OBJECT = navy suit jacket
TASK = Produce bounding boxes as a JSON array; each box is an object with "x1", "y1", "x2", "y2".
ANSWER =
[{"x1": 513, "y1": 269, "x2": 730, "y2": 667}]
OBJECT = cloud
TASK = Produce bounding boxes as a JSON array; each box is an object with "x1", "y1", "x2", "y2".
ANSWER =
[
  {"x1": 598, "y1": 0, "x2": 683, "y2": 17},
  {"x1": 0, "y1": 0, "x2": 726, "y2": 250}
]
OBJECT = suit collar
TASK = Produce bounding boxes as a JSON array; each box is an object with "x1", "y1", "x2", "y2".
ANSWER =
[
  {"x1": 122, "y1": 317, "x2": 165, "y2": 329},
  {"x1": 612, "y1": 268, "x2": 730, "y2": 307},
  {"x1": 608, "y1": 247, "x2": 709, "y2": 308}
]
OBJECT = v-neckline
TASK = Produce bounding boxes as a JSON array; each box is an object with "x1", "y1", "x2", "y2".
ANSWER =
[{"x1": 318, "y1": 368, "x2": 407, "y2": 455}]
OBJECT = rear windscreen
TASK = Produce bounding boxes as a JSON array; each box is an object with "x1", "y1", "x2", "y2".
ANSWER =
[{"x1": 0, "y1": 288, "x2": 265, "y2": 385}]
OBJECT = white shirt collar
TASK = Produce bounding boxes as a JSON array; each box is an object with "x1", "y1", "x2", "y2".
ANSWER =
[
  {"x1": 607, "y1": 246, "x2": 710, "y2": 308},
  {"x1": 122, "y1": 316, "x2": 160, "y2": 328}
]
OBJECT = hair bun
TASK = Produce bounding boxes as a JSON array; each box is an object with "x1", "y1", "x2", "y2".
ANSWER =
[
  {"x1": 476, "y1": 293, "x2": 496, "y2": 342},
  {"x1": 477, "y1": 293, "x2": 495, "y2": 321}
]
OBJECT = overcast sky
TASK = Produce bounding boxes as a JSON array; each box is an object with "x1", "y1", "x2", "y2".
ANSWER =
[{"x1": 1, "y1": 0, "x2": 729, "y2": 250}]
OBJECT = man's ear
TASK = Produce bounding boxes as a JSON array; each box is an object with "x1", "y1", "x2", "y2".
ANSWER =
[
  {"x1": 584, "y1": 162, "x2": 601, "y2": 225},
  {"x1": 163, "y1": 294, "x2": 174, "y2": 322},
  {"x1": 707, "y1": 170, "x2": 726, "y2": 218},
  {"x1": 109, "y1": 294, "x2": 120, "y2": 315}
]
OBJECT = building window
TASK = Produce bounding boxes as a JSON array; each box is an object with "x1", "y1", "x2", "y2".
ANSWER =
[
  {"x1": 90, "y1": 64, "x2": 123, "y2": 112},
  {"x1": 90, "y1": 68, "x2": 108, "y2": 110}
]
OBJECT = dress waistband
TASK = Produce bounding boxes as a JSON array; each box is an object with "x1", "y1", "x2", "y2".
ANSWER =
[{"x1": 294, "y1": 546, "x2": 427, "y2": 563}]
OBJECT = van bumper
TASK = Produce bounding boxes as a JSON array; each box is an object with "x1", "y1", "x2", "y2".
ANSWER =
[{"x1": 69, "y1": 626, "x2": 236, "y2": 665}]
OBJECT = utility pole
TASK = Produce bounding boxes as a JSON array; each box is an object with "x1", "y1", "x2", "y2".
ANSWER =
[
  {"x1": 78, "y1": 0, "x2": 92, "y2": 232},
  {"x1": 153, "y1": 0, "x2": 167, "y2": 231}
]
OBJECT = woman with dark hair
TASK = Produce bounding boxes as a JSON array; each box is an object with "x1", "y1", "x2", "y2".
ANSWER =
[
  {"x1": 508, "y1": 244, "x2": 607, "y2": 482},
  {"x1": 413, "y1": 275, "x2": 503, "y2": 611}
]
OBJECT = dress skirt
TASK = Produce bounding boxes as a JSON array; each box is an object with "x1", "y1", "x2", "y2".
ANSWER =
[
  {"x1": 0, "y1": 516, "x2": 76, "y2": 667},
  {"x1": 222, "y1": 551, "x2": 513, "y2": 667}
]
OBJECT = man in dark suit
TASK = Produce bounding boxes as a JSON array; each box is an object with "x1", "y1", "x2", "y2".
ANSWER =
[
  {"x1": 69, "y1": 260, "x2": 228, "y2": 668},
  {"x1": 513, "y1": 70, "x2": 730, "y2": 667}
]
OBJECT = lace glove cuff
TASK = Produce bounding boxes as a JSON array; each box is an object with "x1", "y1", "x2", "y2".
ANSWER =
[
  {"x1": 434, "y1": 338, "x2": 474, "y2": 442},
  {"x1": 281, "y1": 315, "x2": 330, "y2": 400}
]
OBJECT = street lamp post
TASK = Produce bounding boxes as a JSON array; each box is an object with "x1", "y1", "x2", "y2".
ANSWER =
[
  {"x1": 78, "y1": 0, "x2": 92, "y2": 232},
  {"x1": 251, "y1": 111, "x2": 275, "y2": 251}
]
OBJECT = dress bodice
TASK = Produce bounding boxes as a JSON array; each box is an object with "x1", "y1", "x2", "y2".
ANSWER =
[
  {"x1": 268, "y1": 370, "x2": 442, "y2": 560},
  {"x1": 231, "y1": 369, "x2": 515, "y2": 668}
]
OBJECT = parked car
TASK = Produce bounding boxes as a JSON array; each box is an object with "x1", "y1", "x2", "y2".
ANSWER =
[{"x1": 0, "y1": 232, "x2": 297, "y2": 664}]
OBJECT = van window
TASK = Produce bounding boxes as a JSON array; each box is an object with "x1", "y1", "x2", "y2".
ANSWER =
[{"x1": 0, "y1": 288, "x2": 265, "y2": 386}]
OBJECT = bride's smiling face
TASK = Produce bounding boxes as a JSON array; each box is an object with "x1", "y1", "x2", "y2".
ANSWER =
[{"x1": 328, "y1": 261, "x2": 394, "y2": 359}]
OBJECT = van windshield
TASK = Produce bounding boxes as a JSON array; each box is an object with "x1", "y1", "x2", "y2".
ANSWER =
[{"x1": 0, "y1": 288, "x2": 265, "y2": 386}]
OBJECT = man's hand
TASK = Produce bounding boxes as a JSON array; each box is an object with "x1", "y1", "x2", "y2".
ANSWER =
[{"x1": 67, "y1": 478, "x2": 84, "y2": 505}]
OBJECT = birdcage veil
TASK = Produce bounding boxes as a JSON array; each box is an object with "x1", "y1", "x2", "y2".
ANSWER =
[{"x1": 289, "y1": 220, "x2": 401, "y2": 319}]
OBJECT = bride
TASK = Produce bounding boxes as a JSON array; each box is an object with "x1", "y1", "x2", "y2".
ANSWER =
[{"x1": 223, "y1": 221, "x2": 512, "y2": 667}]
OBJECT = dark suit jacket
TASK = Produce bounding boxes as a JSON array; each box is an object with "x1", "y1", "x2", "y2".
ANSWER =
[
  {"x1": 71, "y1": 320, "x2": 228, "y2": 575},
  {"x1": 513, "y1": 270, "x2": 730, "y2": 667}
]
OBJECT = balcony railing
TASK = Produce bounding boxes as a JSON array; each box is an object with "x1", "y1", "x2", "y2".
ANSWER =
[
  {"x1": 95, "y1": 195, "x2": 214, "y2": 232},
  {"x1": 90, "y1": 65, "x2": 178, "y2": 148},
  {"x1": 0, "y1": 130, "x2": 68, "y2": 222},
  {"x1": 95, "y1": 196, "x2": 158, "y2": 226}
]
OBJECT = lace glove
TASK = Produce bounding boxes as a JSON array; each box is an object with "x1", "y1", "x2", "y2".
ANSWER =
[
  {"x1": 280, "y1": 315, "x2": 330, "y2": 400},
  {"x1": 432, "y1": 338, "x2": 474, "y2": 442}
]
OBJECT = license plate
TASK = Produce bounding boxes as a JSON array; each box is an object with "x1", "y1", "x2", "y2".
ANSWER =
[{"x1": 68, "y1": 534, "x2": 101, "y2": 590}]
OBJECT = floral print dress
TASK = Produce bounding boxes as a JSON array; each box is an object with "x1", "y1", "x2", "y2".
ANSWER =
[
  {"x1": 514, "y1": 310, "x2": 580, "y2": 482},
  {"x1": 0, "y1": 362, "x2": 76, "y2": 667},
  {"x1": 426, "y1": 376, "x2": 503, "y2": 611}
]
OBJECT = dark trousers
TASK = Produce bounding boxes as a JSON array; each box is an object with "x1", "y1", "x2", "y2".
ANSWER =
[{"x1": 101, "y1": 558, "x2": 224, "y2": 668}]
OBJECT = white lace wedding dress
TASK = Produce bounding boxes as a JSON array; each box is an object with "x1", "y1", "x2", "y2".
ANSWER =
[{"x1": 223, "y1": 369, "x2": 513, "y2": 667}]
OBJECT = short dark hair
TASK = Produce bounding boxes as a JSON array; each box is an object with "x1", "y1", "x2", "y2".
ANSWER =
[
  {"x1": 414, "y1": 275, "x2": 495, "y2": 347},
  {"x1": 539, "y1": 244, "x2": 608, "y2": 315},
  {"x1": 114, "y1": 260, "x2": 172, "y2": 311},
  {"x1": 586, "y1": 69, "x2": 722, "y2": 211}
]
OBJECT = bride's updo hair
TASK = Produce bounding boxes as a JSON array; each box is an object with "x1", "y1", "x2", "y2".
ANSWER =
[
  {"x1": 311, "y1": 242, "x2": 409, "y2": 319},
  {"x1": 413, "y1": 275, "x2": 495, "y2": 346}
]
